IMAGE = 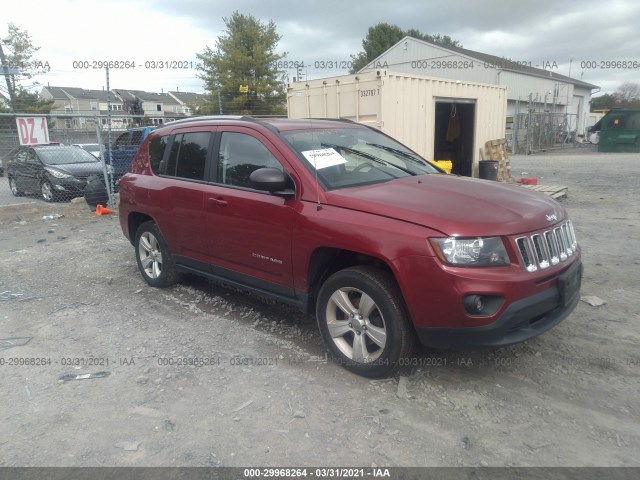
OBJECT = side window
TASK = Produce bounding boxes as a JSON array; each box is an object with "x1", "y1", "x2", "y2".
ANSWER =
[
  {"x1": 26, "y1": 150, "x2": 39, "y2": 163},
  {"x1": 165, "y1": 134, "x2": 181, "y2": 176},
  {"x1": 149, "y1": 135, "x2": 169, "y2": 174},
  {"x1": 218, "y1": 132, "x2": 283, "y2": 188},
  {"x1": 164, "y1": 132, "x2": 211, "y2": 181},
  {"x1": 15, "y1": 149, "x2": 28, "y2": 163}
]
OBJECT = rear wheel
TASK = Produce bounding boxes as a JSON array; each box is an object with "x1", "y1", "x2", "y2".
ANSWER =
[
  {"x1": 316, "y1": 266, "x2": 416, "y2": 378},
  {"x1": 9, "y1": 177, "x2": 23, "y2": 197},
  {"x1": 134, "y1": 221, "x2": 178, "y2": 288}
]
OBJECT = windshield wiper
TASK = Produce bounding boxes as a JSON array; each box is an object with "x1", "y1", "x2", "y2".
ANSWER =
[
  {"x1": 365, "y1": 142, "x2": 426, "y2": 166},
  {"x1": 320, "y1": 143, "x2": 414, "y2": 176}
]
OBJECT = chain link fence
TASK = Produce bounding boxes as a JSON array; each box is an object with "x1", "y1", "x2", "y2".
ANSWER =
[
  {"x1": 0, "y1": 113, "x2": 165, "y2": 207},
  {"x1": 510, "y1": 112, "x2": 578, "y2": 154}
]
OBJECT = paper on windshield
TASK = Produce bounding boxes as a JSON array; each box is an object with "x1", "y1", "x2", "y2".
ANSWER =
[{"x1": 302, "y1": 148, "x2": 347, "y2": 170}]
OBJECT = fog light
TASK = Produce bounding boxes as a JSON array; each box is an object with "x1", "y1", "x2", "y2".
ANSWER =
[
  {"x1": 462, "y1": 294, "x2": 504, "y2": 317},
  {"x1": 464, "y1": 295, "x2": 484, "y2": 314}
]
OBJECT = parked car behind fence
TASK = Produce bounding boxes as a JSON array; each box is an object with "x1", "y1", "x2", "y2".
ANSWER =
[{"x1": 7, "y1": 144, "x2": 106, "y2": 202}]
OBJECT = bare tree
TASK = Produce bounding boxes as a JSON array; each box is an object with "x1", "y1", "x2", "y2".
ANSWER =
[
  {"x1": 0, "y1": 22, "x2": 50, "y2": 112},
  {"x1": 613, "y1": 81, "x2": 640, "y2": 108}
]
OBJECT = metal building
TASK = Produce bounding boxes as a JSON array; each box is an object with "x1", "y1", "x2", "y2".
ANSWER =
[{"x1": 356, "y1": 36, "x2": 598, "y2": 144}]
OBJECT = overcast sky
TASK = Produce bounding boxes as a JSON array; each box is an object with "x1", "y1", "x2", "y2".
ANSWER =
[{"x1": 3, "y1": 0, "x2": 639, "y2": 98}]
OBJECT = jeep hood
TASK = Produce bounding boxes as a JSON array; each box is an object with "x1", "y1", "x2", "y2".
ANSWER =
[{"x1": 324, "y1": 174, "x2": 566, "y2": 237}]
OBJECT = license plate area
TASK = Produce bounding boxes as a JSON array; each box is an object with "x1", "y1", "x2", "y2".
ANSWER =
[{"x1": 558, "y1": 261, "x2": 582, "y2": 307}]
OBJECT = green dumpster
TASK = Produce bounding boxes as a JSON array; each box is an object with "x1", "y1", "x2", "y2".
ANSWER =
[{"x1": 597, "y1": 109, "x2": 640, "y2": 153}]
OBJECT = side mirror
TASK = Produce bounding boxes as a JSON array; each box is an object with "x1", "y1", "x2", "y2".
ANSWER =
[{"x1": 249, "y1": 168, "x2": 294, "y2": 197}]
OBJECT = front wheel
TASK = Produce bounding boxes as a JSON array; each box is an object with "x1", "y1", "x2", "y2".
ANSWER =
[
  {"x1": 9, "y1": 177, "x2": 23, "y2": 197},
  {"x1": 316, "y1": 266, "x2": 416, "y2": 378},
  {"x1": 41, "y1": 180, "x2": 56, "y2": 202},
  {"x1": 134, "y1": 221, "x2": 179, "y2": 288}
]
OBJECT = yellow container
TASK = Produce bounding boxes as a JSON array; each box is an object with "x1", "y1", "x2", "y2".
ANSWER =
[{"x1": 434, "y1": 160, "x2": 452, "y2": 174}]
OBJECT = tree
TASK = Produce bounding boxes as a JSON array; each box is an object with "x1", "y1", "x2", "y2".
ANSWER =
[
  {"x1": 591, "y1": 83, "x2": 640, "y2": 111},
  {"x1": 0, "y1": 22, "x2": 50, "y2": 112},
  {"x1": 349, "y1": 23, "x2": 463, "y2": 73},
  {"x1": 406, "y1": 29, "x2": 461, "y2": 49},
  {"x1": 613, "y1": 81, "x2": 640, "y2": 108},
  {"x1": 196, "y1": 12, "x2": 287, "y2": 116},
  {"x1": 5, "y1": 87, "x2": 53, "y2": 113},
  {"x1": 590, "y1": 93, "x2": 614, "y2": 111},
  {"x1": 0, "y1": 87, "x2": 54, "y2": 129}
]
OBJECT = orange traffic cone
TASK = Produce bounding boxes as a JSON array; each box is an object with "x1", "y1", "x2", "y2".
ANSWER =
[{"x1": 95, "y1": 204, "x2": 114, "y2": 216}]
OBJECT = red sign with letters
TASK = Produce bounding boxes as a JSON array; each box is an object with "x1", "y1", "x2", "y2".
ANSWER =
[{"x1": 16, "y1": 117, "x2": 50, "y2": 145}]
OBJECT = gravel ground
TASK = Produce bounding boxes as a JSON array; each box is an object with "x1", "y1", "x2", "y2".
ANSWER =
[{"x1": 0, "y1": 148, "x2": 638, "y2": 468}]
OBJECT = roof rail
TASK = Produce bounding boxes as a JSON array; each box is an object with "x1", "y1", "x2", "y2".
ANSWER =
[
  {"x1": 162, "y1": 115, "x2": 254, "y2": 126},
  {"x1": 306, "y1": 117, "x2": 357, "y2": 124}
]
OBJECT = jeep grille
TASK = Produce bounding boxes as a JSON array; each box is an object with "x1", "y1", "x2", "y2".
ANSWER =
[{"x1": 515, "y1": 220, "x2": 577, "y2": 272}]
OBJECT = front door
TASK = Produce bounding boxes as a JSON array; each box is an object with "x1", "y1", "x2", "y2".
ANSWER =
[{"x1": 204, "y1": 127, "x2": 295, "y2": 297}]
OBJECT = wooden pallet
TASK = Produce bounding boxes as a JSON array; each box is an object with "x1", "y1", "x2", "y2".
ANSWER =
[
  {"x1": 484, "y1": 139, "x2": 514, "y2": 183},
  {"x1": 517, "y1": 184, "x2": 568, "y2": 199}
]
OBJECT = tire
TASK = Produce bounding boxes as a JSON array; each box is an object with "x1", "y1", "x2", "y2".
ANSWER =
[
  {"x1": 316, "y1": 265, "x2": 416, "y2": 378},
  {"x1": 41, "y1": 180, "x2": 56, "y2": 202},
  {"x1": 9, "y1": 176, "x2": 23, "y2": 197},
  {"x1": 134, "y1": 221, "x2": 179, "y2": 288}
]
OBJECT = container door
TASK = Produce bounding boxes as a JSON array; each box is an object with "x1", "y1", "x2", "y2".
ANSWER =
[{"x1": 434, "y1": 99, "x2": 476, "y2": 177}]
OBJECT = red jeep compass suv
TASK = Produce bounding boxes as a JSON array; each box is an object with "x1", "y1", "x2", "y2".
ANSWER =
[{"x1": 119, "y1": 116, "x2": 582, "y2": 377}]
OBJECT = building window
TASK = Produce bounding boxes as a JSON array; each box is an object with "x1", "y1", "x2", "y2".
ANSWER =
[
  {"x1": 65, "y1": 119, "x2": 72, "y2": 128},
  {"x1": 90, "y1": 102, "x2": 98, "y2": 111},
  {"x1": 64, "y1": 105, "x2": 73, "y2": 113},
  {"x1": 156, "y1": 104, "x2": 162, "y2": 112}
]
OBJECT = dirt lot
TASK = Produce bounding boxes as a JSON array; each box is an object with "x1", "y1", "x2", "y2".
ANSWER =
[{"x1": 0, "y1": 148, "x2": 639, "y2": 468}]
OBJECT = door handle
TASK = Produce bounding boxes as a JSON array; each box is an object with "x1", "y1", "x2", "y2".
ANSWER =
[{"x1": 208, "y1": 197, "x2": 228, "y2": 206}]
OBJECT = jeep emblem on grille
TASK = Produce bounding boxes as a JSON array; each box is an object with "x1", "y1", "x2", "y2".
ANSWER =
[{"x1": 546, "y1": 214, "x2": 558, "y2": 222}]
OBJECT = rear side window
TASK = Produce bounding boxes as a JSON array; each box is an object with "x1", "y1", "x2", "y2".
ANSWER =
[
  {"x1": 164, "y1": 132, "x2": 211, "y2": 181},
  {"x1": 149, "y1": 135, "x2": 168, "y2": 174}
]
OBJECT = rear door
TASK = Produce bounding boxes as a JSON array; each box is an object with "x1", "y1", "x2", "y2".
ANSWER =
[{"x1": 153, "y1": 127, "x2": 216, "y2": 264}]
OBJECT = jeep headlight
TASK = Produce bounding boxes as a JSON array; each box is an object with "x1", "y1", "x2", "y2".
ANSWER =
[
  {"x1": 430, "y1": 237, "x2": 509, "y2": 266},
  {"x1": 44, "y1": 167, "x2": 72, "y2": 179}
]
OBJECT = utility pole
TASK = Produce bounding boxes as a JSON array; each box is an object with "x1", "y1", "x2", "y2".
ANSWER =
[
  {"x1": 0, "y1": 41, "x2": 17, "y2": 111},
  {"x1": 105, "y1": 65, "x2": 115, "y2": 206}
]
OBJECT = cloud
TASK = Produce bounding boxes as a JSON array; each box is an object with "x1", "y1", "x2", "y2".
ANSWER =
[{"x1": 3, "y1": 0, "x2": 640, "y2": 93}]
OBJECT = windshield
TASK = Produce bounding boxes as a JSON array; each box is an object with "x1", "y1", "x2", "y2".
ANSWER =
[
  {"x1": 36, "y1": 146, "x2": 100, "y2": 165},
  {"x1": 281, "y1": 126, "x2": 438, "y2": 189}
]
